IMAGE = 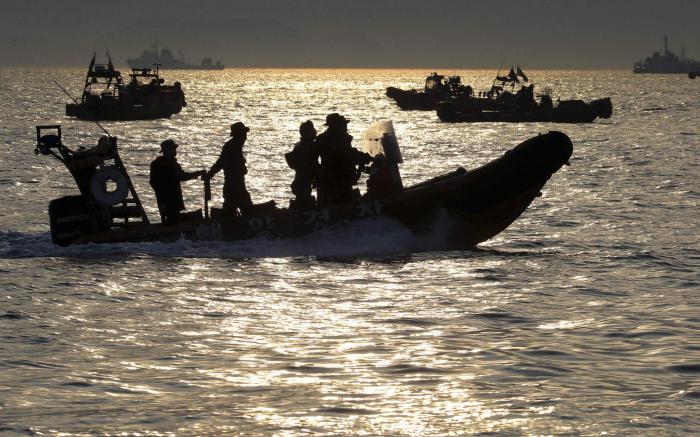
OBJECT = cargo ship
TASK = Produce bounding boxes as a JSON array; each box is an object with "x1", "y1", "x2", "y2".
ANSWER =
[{"x1": 127, "y1": 41, "x2": 224, "y2": 70}]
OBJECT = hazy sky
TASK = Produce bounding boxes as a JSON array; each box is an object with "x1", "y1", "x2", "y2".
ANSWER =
[{"x1": 1, "y1": 0, "x2": 699, "y2": 69}]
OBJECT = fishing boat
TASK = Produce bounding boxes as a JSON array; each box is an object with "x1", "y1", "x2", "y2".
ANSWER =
[
  {"x1": 65, "y1": 54, "x2": 187, "y2": 121},
  {"x1": 32, "y1": 123, "x2": 573, "y2": 248},
  {"x1": 386, "y1": 73, "x2": 473, "y2": 110}
]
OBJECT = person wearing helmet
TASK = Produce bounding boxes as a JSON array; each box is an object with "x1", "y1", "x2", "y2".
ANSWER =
[
  {"x1": 204, "y1": 122, "x2": 253, "y2": 216},
  {"x1": 285, "y1": 120, "x2": 319, "y2": 210},
  {"x1": 314, "y1": 113, "x2": 372, "y2": 205},
  {"x1": 149, "y1": 139, "x2": 206, "y2": 224}
]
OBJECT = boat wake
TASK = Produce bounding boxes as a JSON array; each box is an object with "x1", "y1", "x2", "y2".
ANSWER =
[{"x1": 0, "y1": 214, "x2": 453, "y2": 260}]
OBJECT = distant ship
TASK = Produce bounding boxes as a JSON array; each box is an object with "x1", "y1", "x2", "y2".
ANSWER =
[
  {"x1": 634, "y1": 36, "x2": 700, "y2": 74},
  {"x1": 127, "y1": 42, "x2": 224, "y2": 70}
]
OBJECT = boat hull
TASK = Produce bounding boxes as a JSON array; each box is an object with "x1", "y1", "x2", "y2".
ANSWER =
[
  {"x1": 63, "y1": 132, "x2": 573, "y2": 248},
  {"x1": 66, "y1": 83, "x2": 186, "y2": 121},
  {"x1": 437, "y1": 98, "x2": 612, "y2": 124},
  {"x1": 386, "y1": 87, "x2": 442, "y2": 110},
  {"x1": 66, "y1": 101, "x2": 184, "y2": 121}
]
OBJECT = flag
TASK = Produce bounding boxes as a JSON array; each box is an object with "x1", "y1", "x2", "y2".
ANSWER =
[
  {"x1": 507, "y1": 67, "x2": 519, "y2": 83},
  {"x1": 496, "y1": 75, "x2": 509, "y2": 82},
  {"x1": 516, "y1": 65, "x2": 529, "y2": 82}
]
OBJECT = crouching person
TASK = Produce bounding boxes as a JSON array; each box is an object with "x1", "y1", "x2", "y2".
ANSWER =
[{"x1": 149, "y1": 139, "x2": 206, "y2": 224}]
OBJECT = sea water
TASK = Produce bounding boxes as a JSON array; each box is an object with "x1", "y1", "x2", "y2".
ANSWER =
[{"x1": 0, "y1": 69, "x2": 699, "y2": 435}]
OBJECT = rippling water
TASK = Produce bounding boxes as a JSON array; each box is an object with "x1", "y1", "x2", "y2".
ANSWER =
[{"x1": 1, "y1": 69, "x2": 699, "y2": 435}]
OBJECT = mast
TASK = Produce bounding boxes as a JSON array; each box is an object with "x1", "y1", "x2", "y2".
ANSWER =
[{"x1": 664, "y1": 35, "x2": 668, "y2": 55}]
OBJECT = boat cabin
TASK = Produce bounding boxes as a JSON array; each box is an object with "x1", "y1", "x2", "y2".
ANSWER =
[{"x1": 127, "y1": 66, "x2": 165, "y2": 87}]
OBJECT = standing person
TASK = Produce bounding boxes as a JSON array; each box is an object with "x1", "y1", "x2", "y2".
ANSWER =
[
  {"x1": 314, "y1": 113, "x2": 372, "y2": 205},
  {"x1": 149, "y1": 139, "x2": 206, "y2": 224},
  {"x1": 204, "y1": 122, "x2": 253, "y2": 216},
  {"x1": 285, "y1": 120, "x2": 319, "y2": 210}
]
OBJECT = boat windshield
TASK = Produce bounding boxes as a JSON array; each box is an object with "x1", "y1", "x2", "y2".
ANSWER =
[
  {"x1": 128, "y1": 69, "x2": 161, "y2": 86},
  {"x1": 361, "y1": 121, "x2": 403, "y2": 163},
  {"x1": 424, "y1": 73, "x2": 445, "y2": 91}
]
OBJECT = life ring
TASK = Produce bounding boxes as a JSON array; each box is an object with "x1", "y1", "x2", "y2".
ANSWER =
[{"x1": 90, "y1": 166, "x2": 129, "y2": 206}]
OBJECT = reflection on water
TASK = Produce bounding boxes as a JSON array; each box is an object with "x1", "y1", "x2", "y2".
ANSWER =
[{"x1": 0, "y1": 69, "x2": 699, "y2": 435}]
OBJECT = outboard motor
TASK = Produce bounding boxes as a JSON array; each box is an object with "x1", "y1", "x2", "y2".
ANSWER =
[
  {"x1": 34, "y1": 125, "x2": 149, "y2": 246},
  {"x1": 590, "y1": 97, "x2": 613, "y2": 119},
  {"x1": 361, "y1": 121, "x2": 404, "y2": 197},
  {"x1": 48, "y1": 195, "x2": 97, "y2": 246}
]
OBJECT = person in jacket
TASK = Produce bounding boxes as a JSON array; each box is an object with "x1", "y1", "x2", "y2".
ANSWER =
[
  {"x1": 204, "y1": 122, "x2": 253, "y2": 216},
  {"x1": 285, "y1": 120, "x2": 319, "y2": 209},
  {"x1": 314, "y1": 113, "x2": 372, "y2": 205},
  {"x1": 149, "y1": 139, "x2": 205, "y2": 223}
]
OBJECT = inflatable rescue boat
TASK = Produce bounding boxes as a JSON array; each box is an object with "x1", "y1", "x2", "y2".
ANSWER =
[{"x1": 33, "y1": 123, "x2": 573, "y2": 248}]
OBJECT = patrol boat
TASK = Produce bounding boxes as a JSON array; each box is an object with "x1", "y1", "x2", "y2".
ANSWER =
[
  {"x1": 386, "y1": 73, "x2": 473, "y2": 110},
  {"x1": 436, "y1": 66, "x2": 612, "y2": 123},
  {"x1": 32, "y1": 123, "x2": 573, "y2": 248},
  {"x1": 633, "y1": 36, "x2": 700, "y2": 74},
  {"x1": 65, "y1": 54, "x2": 187, "y2": 120}
]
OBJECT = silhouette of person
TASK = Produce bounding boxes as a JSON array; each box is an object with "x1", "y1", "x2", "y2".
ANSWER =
[
  {"x1": 204, "y1": 122, "x2": 253, "y2": 216},
  {"x1": 365, "y1": 153, "x2": 402, "y2": 197},
  {"x1": 540, "y1": 94, "x2": 554, "y2": 111},
  {"x1": 516, "y1": 84, "x2": 536, "y2": 110},
  {"x1": 149, "y1": 139, "x2": 205, "y2": 224},
  {"x1": 285, "y1": 120, "x2": 319, "y2": 210},
  {"x1": 314, "y1": 113, "x2": 372, "y2": 205}
]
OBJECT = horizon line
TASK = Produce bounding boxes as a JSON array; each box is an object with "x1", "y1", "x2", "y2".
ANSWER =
[{"x1": 0, "y1": 65, "x2": 634, "y2": 71}]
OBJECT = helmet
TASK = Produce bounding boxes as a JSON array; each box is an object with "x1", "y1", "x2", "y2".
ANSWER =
[
  {"x1": 160, "y1": 139, "x2": 179, "y2": 153},
  {"x1": 324, "y1": 113, "x2": 349, "y2": 126}
]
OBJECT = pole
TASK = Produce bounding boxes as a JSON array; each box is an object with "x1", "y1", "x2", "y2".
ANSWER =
[
  {"x1": 490, "y1": 58, "x2": 505, "y2": 93},
  {"x1": 203, "y1": 178, "x2": 211, "y2": 220},
  {"x1": 53, "y1": 81, "x2": 150, "y2": 225},
  {"x1": 54, "y1": 81, "x2": 112, "y2": 138}
]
